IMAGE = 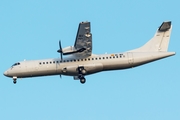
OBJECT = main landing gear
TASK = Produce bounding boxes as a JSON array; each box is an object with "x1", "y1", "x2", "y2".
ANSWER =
[
  {"x1": 79, "y1": 76, "x2": 86, "y2": 84},
  {"x1": 77, "y1": 67, "x2": 87, "y2": 84}
]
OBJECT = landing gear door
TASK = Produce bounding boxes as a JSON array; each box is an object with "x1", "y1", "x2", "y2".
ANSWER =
[{"x1": 127, "y1": 52, "x2": 134, "y2": 66}]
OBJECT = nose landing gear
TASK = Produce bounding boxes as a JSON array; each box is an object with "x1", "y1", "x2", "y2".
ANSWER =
[
  {"x1": 13, "y1": 76, "x2": 17, "y2": 84},
  {"x1": 13, "y1": 80, "x2": 17, "y2": 84}
]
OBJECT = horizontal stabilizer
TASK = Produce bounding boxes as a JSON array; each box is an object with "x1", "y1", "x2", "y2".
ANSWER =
[{"x1": 158, "y1": 21, "x2": 171, "y2": 31}]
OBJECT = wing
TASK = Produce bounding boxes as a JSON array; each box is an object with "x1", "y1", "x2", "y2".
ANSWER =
[{"x1": 74, "y1": 21, "x2": 92, "y2": 57}]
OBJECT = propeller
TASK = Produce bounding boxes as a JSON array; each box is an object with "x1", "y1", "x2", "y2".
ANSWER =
[
  {"x1": 57, "y1": 40, "x2": 63, "y2": 60},
  {"x1": 57, "y1": 40, "x2": 63, "y2": 79}
]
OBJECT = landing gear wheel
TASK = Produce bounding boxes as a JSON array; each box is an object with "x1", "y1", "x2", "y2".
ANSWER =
[
  {"x1": 13, "y1": 80, "x2": 17, "y2": 84},
  {"x1": 80, "y1": 78, "x2": 86, "y2": 84},
  {"x1": 78, "y1": 67, "x2": 87, "y2": 75},
  {"x1": 81, "y1": 69, "x2": 87, "y2": 75},
  {"x1": 78, "y1": 67, "x2": 83, "y2": 71}
]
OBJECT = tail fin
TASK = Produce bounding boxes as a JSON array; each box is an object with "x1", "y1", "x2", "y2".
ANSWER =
[{"x1": 129, "y1": 21, "x2": 172, "y2": 52}]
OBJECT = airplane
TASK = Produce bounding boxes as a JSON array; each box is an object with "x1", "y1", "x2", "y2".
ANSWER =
[{"x1": 3, "y1": 21, "x2": 175, "y2": 84}]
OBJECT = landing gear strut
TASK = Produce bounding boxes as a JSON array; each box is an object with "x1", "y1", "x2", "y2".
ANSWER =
[
  {"x1": 78, "y1": 67, "x2": 87, "y2": 75},
  {"x1": 13, "y1": 76, "x2": 17, "y2": 84}
]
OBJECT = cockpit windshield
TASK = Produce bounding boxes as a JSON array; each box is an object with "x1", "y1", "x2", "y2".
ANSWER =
[{"x1": 11, "y1": 62, "x2": 20, "y2": 67}]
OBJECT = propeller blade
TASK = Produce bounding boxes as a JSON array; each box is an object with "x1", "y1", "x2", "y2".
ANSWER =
[
  {"x1": 59, "y1": 40, "x2": 63, "y2": 60},
  {"x1": 60, "y1": 51, "x2": 63, "y2": 60},
  {"x1": 59, "y1": 40, "x2": 62, "y2": 51},
  {"x1": 57, "y1": 40, "x2": 62, "y2": 53},
  {"x1": 57, "y1": 40, "x2": 63, "y2": 60}
]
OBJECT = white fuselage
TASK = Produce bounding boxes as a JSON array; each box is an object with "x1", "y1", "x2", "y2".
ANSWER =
[{"x1": 4, "y1": 52, "x2": 175, "y2": 79}]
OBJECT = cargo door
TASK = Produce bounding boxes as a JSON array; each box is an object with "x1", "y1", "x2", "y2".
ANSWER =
[{"x1": 127, "y1": 52, "x2": 134, "y2": 66}]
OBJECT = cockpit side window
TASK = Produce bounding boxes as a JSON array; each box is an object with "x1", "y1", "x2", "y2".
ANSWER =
[{"x1": 12, "y1": 62, "x2": 20, "y2": 67}]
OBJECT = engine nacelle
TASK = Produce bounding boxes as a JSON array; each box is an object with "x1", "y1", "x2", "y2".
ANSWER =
[{"x1": 62, "y1": 46, "x2": 76, "y2": 55}]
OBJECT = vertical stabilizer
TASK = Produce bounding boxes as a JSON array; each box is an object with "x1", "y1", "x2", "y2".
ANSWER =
[{"x1": 129, "y1": 21, "x2": 172, "y2": 52}]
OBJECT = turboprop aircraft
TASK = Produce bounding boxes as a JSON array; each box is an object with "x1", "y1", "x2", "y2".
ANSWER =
[{"x1": 3, "y1": 21, "x2": 175, "y2": 84}]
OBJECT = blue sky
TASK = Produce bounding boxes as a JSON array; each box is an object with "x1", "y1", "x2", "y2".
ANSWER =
[{"x1": 1, "y1": 0, "x2": 180, "y2": 120}]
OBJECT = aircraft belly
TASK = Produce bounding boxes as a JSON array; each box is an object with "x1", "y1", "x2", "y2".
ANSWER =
[
  {"x1": 84, "y1": 63, "x2": 103, "y2": 75},
  {"x1": 59, "y1": 62, "x2": 103, "y2": 76}
]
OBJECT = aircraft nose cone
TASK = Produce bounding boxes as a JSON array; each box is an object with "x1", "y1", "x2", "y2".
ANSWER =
[{"x1": 3, "y1": 71, "x2": 8, "y2": 76}]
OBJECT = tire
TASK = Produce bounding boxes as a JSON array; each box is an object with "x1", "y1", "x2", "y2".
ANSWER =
[
  {"x1": 81, "y1": 69, "x2": 87, "y2": 75},
  {"x1": 80, "y1": 78, "x2": 86, "y2": 84},
  {"x1": 13, "y1": 80, "x2": 17, "y2": 84}
]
